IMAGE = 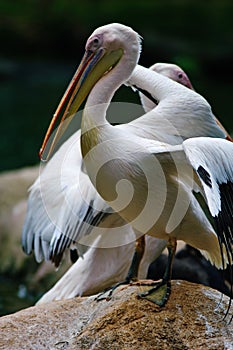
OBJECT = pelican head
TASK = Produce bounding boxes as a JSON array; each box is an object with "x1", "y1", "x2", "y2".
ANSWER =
[
  {"x1": 39, "y1": 23, "x2": 141, "y2": 160},
  {"x1": 151, "y1": 63, "x2": 194, "y2": 90}
]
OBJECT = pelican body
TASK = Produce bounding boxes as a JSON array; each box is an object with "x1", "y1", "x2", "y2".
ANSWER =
[
  {"x1": 38, "y1": 23, "x2": 233, "y2": 318},
  {"x1": 29, "y1": 61, "x2": 224, "y2": 304}
]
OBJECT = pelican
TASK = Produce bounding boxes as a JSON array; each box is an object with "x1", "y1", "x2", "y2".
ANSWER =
[
  {"x1": 35, "y1": 63, "x2": 201, "y2": 304},
  {"x1": 22, "y1": 61, "x2": 206, "y2": 268},
  {"x1": 140, "y1": 62, "x2": 232, "y2": 142},
  {"x1": 38, "y1": 23, "x2": 233, "y2": 315},
  {"x1": 36, "y1": 62, "x2": 232, "y2": 304},
  {"x1": 23, "y1": 63, "x2": 188, "y2": 302},
  {"x1": 23, "y1": 59, "x2": 230, "y2": 267}
]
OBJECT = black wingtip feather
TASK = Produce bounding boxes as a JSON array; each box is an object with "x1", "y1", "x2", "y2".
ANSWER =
[
  {"x1": 213, "y1": 181, "x2": 233, "y2": 322},
  {"x1": 48, "y1": 205, "x2": 110, "y2": 267},
  {"x1": 70, "y1": 249, "x2": 79, "y2": 264}
]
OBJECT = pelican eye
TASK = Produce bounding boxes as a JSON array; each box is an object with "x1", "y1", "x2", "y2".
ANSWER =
[
  {"x1": 89, "y1": 35, "x2": 102, "y2": 51},
  {"x1": 178, "y1": 73, "x2": 183, "y2": 79}
]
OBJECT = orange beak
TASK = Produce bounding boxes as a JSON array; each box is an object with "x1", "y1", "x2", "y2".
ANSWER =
[{"x1": 39, "y1": 50, "x2": 97, "y2": 161}]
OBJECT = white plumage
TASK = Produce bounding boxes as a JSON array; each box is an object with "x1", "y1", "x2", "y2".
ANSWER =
[
  {"x1": 23, "y1": 24, "x2": 233, "y2": 313},
  {"x1": 24, "y1": 62, "x2": 216, "y2": 266},
  {"x1": 34, "y1": 63, "x2": 200, "y2": 303},
  {"x1": 36, "y1": 23, "x2": 233, "y2": 314}
]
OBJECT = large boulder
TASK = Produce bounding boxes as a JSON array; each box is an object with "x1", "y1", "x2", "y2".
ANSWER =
[{"x1": 0, "y1": 281, "x2": 232, "y2": 349}]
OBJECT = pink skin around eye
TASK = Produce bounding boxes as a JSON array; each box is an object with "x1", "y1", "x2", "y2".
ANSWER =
[
  {"x1": 176, "y1": 70, "x2": 232, "y2": 141},
  {"x1": 178, "y1": 71, "x2": 194, "y2": 90},
  {"x1": 86, "y1": 34, "x2": 103, "y2": 51}
]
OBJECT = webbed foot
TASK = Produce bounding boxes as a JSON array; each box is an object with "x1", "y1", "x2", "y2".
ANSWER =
[
  {"x1": 96, "y1": 235, "x2": 146, "y2": 302},
  {"x1": 138, "y1": 280, "x2": 171, "y2": 306},
  {"x1": 138, "y1": 237, "x2": 176, "y2": 306},
  {"x1": 95, "y1": 278, "x2": 132, "y2": 301}
]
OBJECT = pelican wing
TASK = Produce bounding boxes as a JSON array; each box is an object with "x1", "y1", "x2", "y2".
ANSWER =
[
  {"x1": 22, "y1": 130, "x2": 112, "y2": 266},
  {"x1": 183, "y1": 137, "x2": 233, "y2": 266},
  {"x1": 145, "y1": 136, "x2": 233, "y2": 267}
]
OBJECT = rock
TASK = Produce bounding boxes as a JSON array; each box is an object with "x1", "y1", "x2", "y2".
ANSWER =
[
  {"x1": 0, "y1": 166, "x2": 71, "y2": 315},
  {"x1": 0, "y1": 281, "x2": 232, "y2": 350}
]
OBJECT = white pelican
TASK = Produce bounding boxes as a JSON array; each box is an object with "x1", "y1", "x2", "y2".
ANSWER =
[
  {"x1": 36, "y1": 62, "x2": 231, "y2": 304},
  {"x1": 39, "y1": 23, "x2": 233, "y2": 315},
  {"x1": 22, "y1": 62, "x2": 206, "y2": 268},
  {"x1": 140, "y1": 62, "x2": 232, "y2": 142},
  {"x1": 25, "y1": 63, "x2": 191, "y2": 302}
]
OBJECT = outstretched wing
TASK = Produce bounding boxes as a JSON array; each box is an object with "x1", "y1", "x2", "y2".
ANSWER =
[{"x1": 183, "y1": 137, "x2": 233, "y2": 268}]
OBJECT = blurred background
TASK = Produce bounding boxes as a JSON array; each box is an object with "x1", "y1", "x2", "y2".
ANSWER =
[
  {"x1": 0, "y1": 0, "x2": 233, "y2": 315},
  {"x1": 1, "y1": 0, "x2": 233, "y2": 171}
]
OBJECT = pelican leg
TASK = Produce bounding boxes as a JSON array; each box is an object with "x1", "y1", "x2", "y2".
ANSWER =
[
  {"x1": 138, "y1": 237, "x2": 177, "y2": 306},
  {"x1": 96, "y1": 235, "x2": 145, "y2": 301},
  {"x1": 127, "y1": 234, "x2": 146, "y2": 281}
]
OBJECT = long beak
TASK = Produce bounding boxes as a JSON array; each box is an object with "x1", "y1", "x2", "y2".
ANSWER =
[{"x1": 39, "y1": 47, "x2": 123, "y2": 161}]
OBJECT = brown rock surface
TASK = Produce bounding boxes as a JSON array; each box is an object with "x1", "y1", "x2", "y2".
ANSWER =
[{"x1": 0, "y1": 281, "x2": 233, "y2": 350}]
